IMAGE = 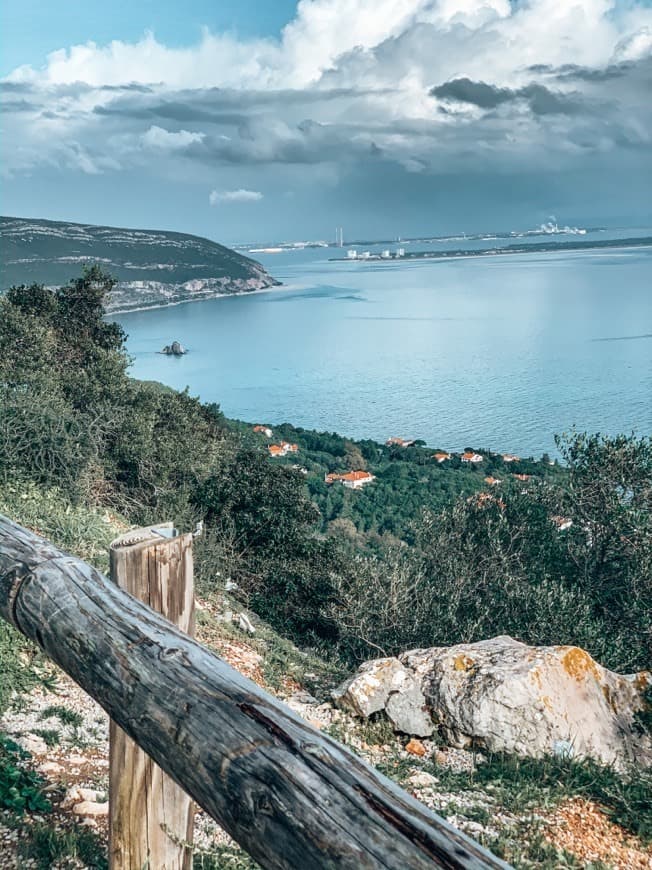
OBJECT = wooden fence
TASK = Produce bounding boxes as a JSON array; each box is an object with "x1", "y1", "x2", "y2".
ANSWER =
[{"x1": 0, "y1": 515, "x2": 511, "y2": 870}]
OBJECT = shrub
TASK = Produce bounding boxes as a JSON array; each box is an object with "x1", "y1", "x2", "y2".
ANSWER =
[{"x1": 0, "y1": 735, "x2": 52, "y2": 814}]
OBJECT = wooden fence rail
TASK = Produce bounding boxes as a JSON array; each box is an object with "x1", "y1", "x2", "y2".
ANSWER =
[{"x1": 0, "y1": 515, "x2": 510, "y2": 870}]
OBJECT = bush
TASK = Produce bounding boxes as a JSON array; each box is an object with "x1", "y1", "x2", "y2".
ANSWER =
[
  {"x1": 0, "y1": 735, "x2": 52, "y2": 815},
  {"x1": 327, "y1": 433, "x2": 651, "y2": 671}
]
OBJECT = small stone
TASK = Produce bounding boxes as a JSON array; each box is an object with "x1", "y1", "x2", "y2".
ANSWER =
[
  {"x1": 408, "y1": 771, "x2": 438, "y2": 788},
  {"x1": 16, "y1": 735, "x2": 47, "y2": 755},
  {"x1": 236, "y1": 613, "x2": 256, "y2": 635},
  {"x1": 62, "y1": 786, "x2": 100, "y2": 808},
  {"x1": 289, "y1": 691, "x2": 319, "y2": 705},
  {"x1": 38, "y1": 761, "x2": 63, "y2": 776},
  {"x1": 405, "y1": 738, "x2": 427, "y2": 757},
  {"x1": 73, "y1": 800, "x2": 108, "y2": 817}
]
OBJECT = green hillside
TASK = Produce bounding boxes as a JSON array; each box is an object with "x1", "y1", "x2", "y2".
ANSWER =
[{"x1": 0, "y1": 216, "x2": 280, "y2": 311}]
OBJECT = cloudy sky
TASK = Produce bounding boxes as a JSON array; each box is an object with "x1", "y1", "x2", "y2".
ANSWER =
[{"x1": 2, "y1": 0, "x2": 651, "y2": 243}]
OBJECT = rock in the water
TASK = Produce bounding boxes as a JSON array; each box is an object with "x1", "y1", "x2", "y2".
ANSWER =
[
  {"x1": 332, "y1": 658, "x2": 433, "y2": 735},
  {"x1": 161, "y1": 340, "x2": 186, "y2": 356},
  {"x1": 400, "y1": 636, "x2": 651, "y2": 770},
  {"x1": 334, "y1": 637, "x2": 651, "y2": 770}
]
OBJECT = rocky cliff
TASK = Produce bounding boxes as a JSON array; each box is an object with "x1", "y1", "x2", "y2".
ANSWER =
[{"x1": 0, "y1": 216, "x2": 280, "y2": 312}]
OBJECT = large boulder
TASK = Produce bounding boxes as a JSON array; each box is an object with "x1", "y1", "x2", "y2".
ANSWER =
[{"x1": 334, "y1": 637, "x2": 651, "y2": 769}]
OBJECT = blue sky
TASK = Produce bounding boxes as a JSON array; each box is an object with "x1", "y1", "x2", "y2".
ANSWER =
[
  {"x1": 2, "y1": 1, "x2": 651, "y2": 244},
  {"x1": 0, "y1": 1, "x2": 297, "y2": 74}
]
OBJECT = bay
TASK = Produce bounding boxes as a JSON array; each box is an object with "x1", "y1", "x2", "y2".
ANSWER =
[{"x1": 112, "y1": 238, "x2": 652, "y2": 457}]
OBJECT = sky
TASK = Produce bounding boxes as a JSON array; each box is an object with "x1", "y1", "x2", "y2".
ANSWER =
[{"x1": 2, "y1": 0, "x2": 652, "y2": 244}]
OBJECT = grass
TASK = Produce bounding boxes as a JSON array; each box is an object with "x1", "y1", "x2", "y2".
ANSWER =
[
  {"x1": 0, "y1": 481, "x2": 124, "y2": 573},
  {"x1": 377, "y1": 748, "x2": 652, "y2": 845},
  {"x1": 40, "y1": 705, "x2": 84, "y2": 729},
  {"x1": 0, "y1": 482, "x2": 126, "y2": 717},
  {"x1": 465, "y1": 753, "x2": 652, "y2": 842},
  {"x1": 31, "y1": 728, "x2": 61, "y2": 748},
  {"x1": 193, "y1": 846, "x2": 259, "y2": 869},
  {"x1": 0, "y1": 623, "x2": 46, "y2": 715},
  {"x1": 196, "y1": 594, "x2": 347, "y2": 698},
  {"x1": 18, "y1": 822, "x2": 108, "y2": 870}
]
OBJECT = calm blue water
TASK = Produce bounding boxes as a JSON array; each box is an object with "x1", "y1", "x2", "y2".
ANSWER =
[{"x1": 113, "y1": 240, "x2": 652, "y2": 457}]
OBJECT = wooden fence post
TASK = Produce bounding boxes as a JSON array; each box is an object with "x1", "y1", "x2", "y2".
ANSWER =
[{"x1": 109, "y1": 523, "x2": 195, "y2": 870}]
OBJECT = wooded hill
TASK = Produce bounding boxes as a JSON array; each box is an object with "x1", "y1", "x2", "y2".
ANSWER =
[{"x1": 0, "y1": 216, "x2": 279, "y2": 312}]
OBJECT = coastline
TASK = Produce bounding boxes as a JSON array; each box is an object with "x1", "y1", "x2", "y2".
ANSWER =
[
  {"x1": 107, "y1": 282, "x2": 288, "y2": 317},
  {"x1": 328, "y1": 239, "x2": 652, "y2": 264}
]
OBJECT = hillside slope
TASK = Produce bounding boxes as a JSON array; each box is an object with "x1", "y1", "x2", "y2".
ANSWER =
[{"x1": 0, "y1": 216, "x2": 280, "y2": 312}]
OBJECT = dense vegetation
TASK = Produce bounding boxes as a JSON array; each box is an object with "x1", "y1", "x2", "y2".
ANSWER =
[{"x1": 0, "y1": 268, "x2": 650, "y2": 694}]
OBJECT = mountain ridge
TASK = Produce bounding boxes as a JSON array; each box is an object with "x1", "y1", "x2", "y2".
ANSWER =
[{"x1": 0, "y1": 215, "x2": 281, "y2": 312}]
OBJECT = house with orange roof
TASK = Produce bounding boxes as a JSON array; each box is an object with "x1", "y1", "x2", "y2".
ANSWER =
[
  {"x1": 340, "y1": 470, "x2": 375, "y2": 489},
  {"x1": 268, "y1": 441, "x2": 299, "y2": 458},
  {"x1": 386, "y1": 437, "x2": 415, "y2": 448},
  {"x1": 433, "y1": 452, "x2": 451, "y2": 463},
  {"x1": 513, "y1": 473, "x2": 531, "y2": 481},
  {"x1": 326, "y1": 470, "x2": 375, "y2": 489},
  {"x1": 461, "y1": 451, "x2": 483, "y2": 463},
  {"x1": 502, "y1": 454, "x2": 520, "y2": 463},
  {"x1": 484, "y1": 476, "x2": 501, "y2": 486},
  {"x1": 253, "y1": 425, "x2": 273, "y2": 438}
]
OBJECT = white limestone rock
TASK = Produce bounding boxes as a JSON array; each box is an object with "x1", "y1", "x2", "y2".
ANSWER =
[
  {"x1": 401, "y1": 636, "x2": 652, "y2": 770},
  {"x1": 332, "y1": 658, "x2": 433, "y2": 736},
  {"x1": 334, "y1": 637, "x2": 651, "y2": 770}
]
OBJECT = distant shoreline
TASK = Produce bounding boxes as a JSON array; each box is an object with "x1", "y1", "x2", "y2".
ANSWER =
[
  {"x1": 328, "y1": 237, "x2": 652, "y2": 264},
  {"x1": 108, "y1": 283, "x2": 287, "y2": 316}
]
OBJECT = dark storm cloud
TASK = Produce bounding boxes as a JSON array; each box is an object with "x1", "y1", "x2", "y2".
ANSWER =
[
  {"x1": 0, "y1": 98, "x2": 39, "y2": 113},
  {"x1": 525, "y1": 61, "x2": 632, "y2": 82},
  {"x1": 430, "y1": 77, "x2": 585, "y2": 115},
  {"x1": 182, "y1": 115, "x2": 385, "y2": 166},
  {"x1": 93, "y1": 84, "x2": 389, "y2": 120},
  {"x1": 94, "y1": 101, "x2": 248, "y2": 126}
]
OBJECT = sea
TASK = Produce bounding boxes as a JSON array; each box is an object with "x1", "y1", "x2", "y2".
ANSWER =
[{"x1": 112, "y1": 228, "x2": 652, "y2": 458}]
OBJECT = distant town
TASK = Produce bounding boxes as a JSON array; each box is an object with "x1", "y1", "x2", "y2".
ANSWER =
[
  {"x1": 328, "y1": 235, "x2": 652, "y2": 264},
  {"x1": 236, "y1": 221, "x2": 597, "y2": 254}
]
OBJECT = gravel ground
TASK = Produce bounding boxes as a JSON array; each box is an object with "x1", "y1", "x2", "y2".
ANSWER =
[{"x1": 2, "y1": 618, "x2": 651, "y2": 869}]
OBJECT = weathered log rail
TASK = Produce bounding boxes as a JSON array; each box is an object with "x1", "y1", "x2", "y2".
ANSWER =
[{"x1": 0, "y1": 515, "x2": 511, "y2": 870}]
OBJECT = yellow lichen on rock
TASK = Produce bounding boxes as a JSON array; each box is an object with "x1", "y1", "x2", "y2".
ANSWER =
[
  {"x1": 561, "y1": 647, "x2": 600, "y2": 682},
  {"x1": 453, "y1": 654, "x2": 475, "y2": 672}
]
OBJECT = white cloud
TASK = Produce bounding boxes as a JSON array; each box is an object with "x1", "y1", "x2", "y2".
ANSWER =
[
  {"x1": 142, "y1": 125, "x2": 204, "y2": 149},
  {"x1": 2, "y1": 0, "x2": 652, "y2": 180},
  {"x1": 209, "y1": 188, "x2": 263, "y2": 205}
]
